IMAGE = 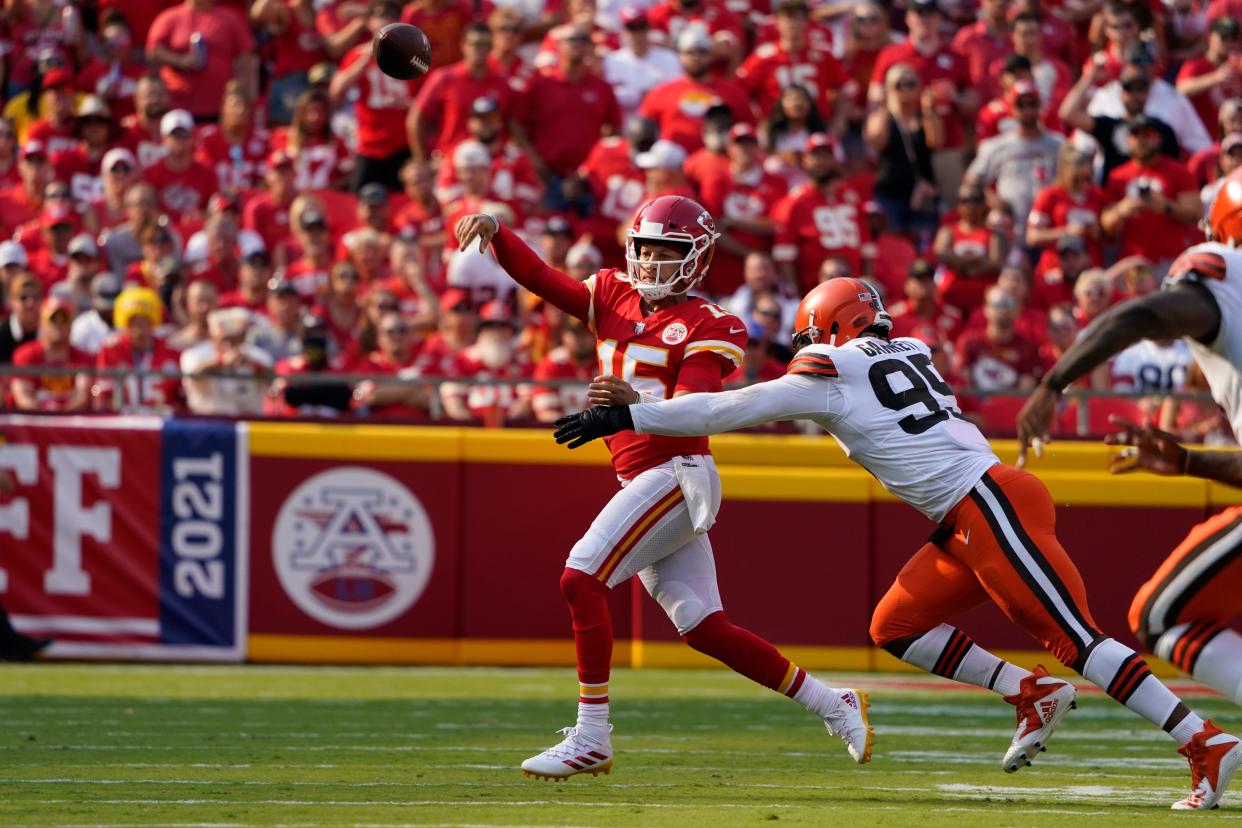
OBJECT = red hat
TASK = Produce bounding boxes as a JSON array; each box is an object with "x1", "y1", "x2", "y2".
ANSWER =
[
  {"x1": 268, "y1": 149, "x2": 294, "y2": 169},
  {"x1": 42, "y1": 68, "x2": 73, "y2": 90},
  {"x1": 478, "y1": 300, "x2": 516, "y2": 327},
  {"x1": 439, "y1": 287, "x2": 473, "y2": 312},
  {"x1": 805, "y1": 132, "x2": 837, "y2": 153},
  {"x1": 20, "y1": 139, "x2": 46, "y2": 161},
  {"x1": 207, "y1": 192, "x2": 241, "y2": 214},
  {"x1": 1008, "y1": 80, "x2": 1040, "y2": 103},
  {"x1": 42, "y1": 203, "x2": 77, "y2": 230},
  {"x1": 728, "y1": 123, "x2": 758, "y2": 142},
  {"x1": 620, "y1": 5, "x2": 649, "y2": 24},
  {"x1": 40, "y1": 295, "x2": 75, "y2": 321}
]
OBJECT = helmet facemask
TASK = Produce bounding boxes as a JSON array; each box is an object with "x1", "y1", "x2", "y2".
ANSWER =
[{"x1": 624, "y1": 231, "x2": 714, "y2": 301}]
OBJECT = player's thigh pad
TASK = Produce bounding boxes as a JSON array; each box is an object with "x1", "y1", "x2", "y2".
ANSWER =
[
  {"x1": 871, "y1": 542, "x2": 989, "y2": 646},
  {"x1": 639, "y1": 531, "x2": 725, "y2": 634}
]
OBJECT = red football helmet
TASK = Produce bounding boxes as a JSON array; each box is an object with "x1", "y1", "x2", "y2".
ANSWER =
[
  {"x1": 624, "y1": 195, "x2": 719, "y2": 300},
  {"x1": 1208, "y1": 167, "x2": 1242, "y2": 246},
  {"x1": 792, "y1": 278, "x2": 892, "y2": 350}
]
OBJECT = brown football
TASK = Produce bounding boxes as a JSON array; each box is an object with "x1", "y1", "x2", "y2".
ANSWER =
[{"x1": 373, "y1": 22, "x2": 432, "y2": 80}]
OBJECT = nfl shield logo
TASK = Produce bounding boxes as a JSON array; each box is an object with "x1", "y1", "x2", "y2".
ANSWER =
[{"x1": 635, "y1": 322, "x2": 646, "y2": 334}]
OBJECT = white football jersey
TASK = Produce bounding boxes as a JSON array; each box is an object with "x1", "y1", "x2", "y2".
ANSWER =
[
  {"x1": 630, "y1": 336, "x2": 1000, "y2": 521},
  {"x1": 1167, "y1": 242, "x2": 1242, "y2": 439}
]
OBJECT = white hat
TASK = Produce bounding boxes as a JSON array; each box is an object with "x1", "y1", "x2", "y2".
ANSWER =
[
  {"x1": 0, "y1": 240, "x2": 28, "y2": 267},
  {"x1": 160, "y1": 109, "x2": 195, "y2": 137},
  {"x1": 566, "y1": 241, "x2": 603, "y2": 270},
  {"x1": 101, "y1": 147, "x2": 137, "y2": 174},
  {"x1": 453, "y1": 140, "x2": 492, "y2": 170},
  {"x1": 207, "y1": 306, "x2": 251, "y2": 339},
  {"x1": 676, "y1": 25, "x2": 713, "y2": 52},
  {"x1": 67, "y1": 233, "x2": 99, "y2": 257},
  {"x1": 239, "y1": 234, "x2": 268, "y2": 261},
  {"x1": 635, "y1": 139, "x2": 688, "y2": 170}
]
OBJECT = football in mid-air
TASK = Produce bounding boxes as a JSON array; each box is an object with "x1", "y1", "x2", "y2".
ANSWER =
[{"x1": 373, "y1": 22, "x2": 432, "y2": 80}]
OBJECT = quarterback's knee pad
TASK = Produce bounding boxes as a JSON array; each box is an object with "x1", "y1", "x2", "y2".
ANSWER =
[{"x1": 560, "y1": 567, "x2": 607, "y2": 604}]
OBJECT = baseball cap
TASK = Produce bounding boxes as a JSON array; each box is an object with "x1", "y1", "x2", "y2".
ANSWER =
[
  {"x1": 160, "y1": 109, "x2": 195, "y2": 137},
  {"x1": 805, "y1": 132, "x2": 838, "y2": 154},
  {"x1": 101, "y1": 147, "x2": 136, "y2": 173},
  {"x1": 90, "y1": 272, "x2": 121, "y2": 309},
  {"x1": 308, "y1": 62, "x2": 335, "y2": 86},
  {"x1": 543, "y1": 215, "x2": 574, "y2": 236},
  {"x1": 1222, "y1": 132, "x2": 1242, "y2": 154},
  {"x1": 41, "y1": 295, "x2": 75, "y2": 321},
  {"x1": 676, "y1": 26, "x2": 713, "y2": 52},
  {"x1": 240, "y1": 235, "x2": 268, "y2": 262},
  {"x1": 268, "y1": 149, "x2": 294, "y2": 169},
  {"x1": 1212, "y1": 16, "x2": 1241, "y2": 37},
  {"x1": 266, "y1": 276, "x2": 298, "y2": 296},
  {"x1": 620, "y1": 5, "x2": 649, "y2": 26},
  {"x1": 76, "y1": 95, "x2": 110, "y2": 119},
  {"x1": 207, "y1": 192, "x2": 241, "y2": 214},
  {"x1": 1056, "y1": 235, "x2": 1087, "y2": 254},
  {"x1": 1008, "y1": 80, "x2": 1040, "y2": 103},
  {"x1": 207, "y1": 307, "x2": 250, "y2": 340},
  {"x1": 67, "y1": 233, "x2": 99, "y2": 257},
  {"x1": 20, "y1": 140, "x2": 46, "y2": 161},
  {"x1": 470, "y1": 96, "x2": 500, "y2": 117},
  {"x1": 440, "y1": 287, "x2": 474, "y2": 312},
  {"x1": 453, "y1": 140, "x2": 492, "y2": 170},
  {"x1": 635, "y1": 139, "x2": 688, "y2": 170},
  {"x1": 0, "y1": 240, "x2": 28, "y2": 268},
  {"x1": 566, "y1": 241, "x2": 603, "y2": 270},
  {"x1": 910, "y1": 0, "x2": 941, "y2": 13},
  {"x1": 908, "y1": 259, "x2": 935, "y2": 279},
  {"x1": 42, "y1": 68, "x2": 73, "y2": 90},
  {"x1": 728, "y1": 123, "x2": 758, "y2": 143},
  {"x1": 358, "y1": 182, "x2": 390, "y2": 205},
  {"x1": 43, "y1": 203, "x2": 76, "y2": 229},
  {"x1": 300, "y1": 207, "x2": 328, "y2": 229},
  {"x1": 1128, "y1": 112, "x2": 1159, "y2": 133}
]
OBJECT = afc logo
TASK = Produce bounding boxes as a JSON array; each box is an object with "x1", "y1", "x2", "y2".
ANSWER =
[{"x1": 272, "y1": 467, "x2": 434, "y2": 630}]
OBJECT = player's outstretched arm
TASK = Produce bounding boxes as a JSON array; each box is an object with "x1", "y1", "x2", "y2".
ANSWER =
[
  {"x1": 1106, "y1": 415, "x2": 1242, "y2": 487},
  {"x1": 1016, "y1": 285, "x2": 1221, "y2": 467},
  {"x1": 455, "y1": 214, "x2": 591, "y2": 321}
]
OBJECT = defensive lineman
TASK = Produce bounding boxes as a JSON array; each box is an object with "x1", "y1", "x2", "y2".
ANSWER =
[
  {"x1": 557, "y1": 276, "x2": 1242, "y2": 810},
  {"x1": 456, "y1": 197, "x2": 872, "y2": 780}
]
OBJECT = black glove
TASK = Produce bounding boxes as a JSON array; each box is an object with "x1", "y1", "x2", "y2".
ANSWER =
[{"x1": 553, "y1": 405, "x2": 635, "y2": 448}]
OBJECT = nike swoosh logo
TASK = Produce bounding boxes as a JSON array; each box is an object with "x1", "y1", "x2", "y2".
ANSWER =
[{"x1": 729, "y1": 326, "x2": 745, "y2": 334}]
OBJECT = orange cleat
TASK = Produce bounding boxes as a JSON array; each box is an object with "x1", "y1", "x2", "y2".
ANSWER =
[
  {"x1": 1001, "y1": 665, "x2": 1077, "y2": 773},
  {"x1": 1174, "y1": 720, "x2": 1242, "y2": 810}
]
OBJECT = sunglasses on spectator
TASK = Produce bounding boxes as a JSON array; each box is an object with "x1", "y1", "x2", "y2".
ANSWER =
[
  {"x1": 377, "y1": 302, "x2": 399, "y2": 312},
  {"x1": 494, "y1": 23, "x2": 521, "y2": 33},
  {"x1": 17, "y1": 293, "x2": 40, "y2": 304},
  {"x1": 959, "y1": 194, "x2": 985, "y2": 204},
  {"x1": 1121, "y1": 79, "x2": 1150, "y2": 92},
  {"x1": 894, "y1": 79, "x2": 918, "y2": 90},
  {"x1": 757, "y1": 307, "x2": 782, "y2": 318},
  {"x1": 1014, "y1": 99, "x2": 1040, "y2": 109},
  {"x1": 382, "y1": 326, "x2": 408, "y2": 335},
  {"x1": 1107, "y1": 19, "x2": 1136, "y2": 29},
  {"x1": 854, "y1": 14, "x2": 882, "y2": 22},
  {"x1": 336, "y1": 269, "x2": 360, "y2": 282}
]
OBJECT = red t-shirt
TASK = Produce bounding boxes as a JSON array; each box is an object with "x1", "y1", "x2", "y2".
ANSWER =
[
  {"x1": 638, "y1": 76, "x2": 751, "y2": 153},
  {"x1": 27, "y1": 248, "x2": 69, "y2": 290},
  {"x1": 77, "y1": 59, "x2": 147, "y2": 119},
  {"x1": 11, "y1": 341, "x2": 92, "y2": 410},
  {"x1": 270, "y1": 129, "x2": 355, "y2": 191},
  {"x1": 146, "y1": 4, "x2": 256, "y2": 117},
  {"x1": 1027, "y1": 184, "x2": 1108, "y2": 272},
  {"x1": 413, "y1": 62, "x2": 514, "y2": 155},
  {"x1": 871, "y1": 41, "x2": 971, "y2": 149},
  {"x1": 340, "y1": 43, "x2": 424, "y2": 159},
  {"x1": 531, "y1": 345, "x2": 594, "y2": 419},
  {"x1": 195, "y1": 124, "x2": 272, "y2": 192},
  {"x1": 953, "y1": 328, "x2": 1043, "y2": 392},
  {"x1": 269, "y1": 1, "x2": 326, "y2": 78},
  {"x1": 1029, "y1": 266, "x2": 1076, "y2": 312},
  {"x1": 512, "y1": 68, "x2": 621, "y2": 176},
  {"x1": 435, "y1": 142, "x2": 541, "y2": 211},
  {"x1": 0, "y1": 186, "x2": 41, "y2": 237},
  {"x1": 887, "y1": 301, "x2": 964, "y2": 347},
  {"x1": 950, "y1": 22, "x2": 1012, "y2": 101},
  {"x1": 1106, "y1": 157, "x2": 1198, "y2": 261},
  {"x1": 773, "y1": 179, "x2": 871, "y2": 292},
  {"x1": 699, "y1": 165, "x2": 786, "y2": 295},
  {"x1": 26, "y1": 119, "x2": 79, "y2": 158},
  {"x1": 736, "y1": 42, "x2": 850, "y2": 119},
  {"x1": 143, "y1": 157, "x2": 218, "y2": 222},
  {"x1": 118, "y1": 117, "x2": 165, "y2": 169},
  {"x1": 100, "y1": 0, "x2": 167, "y2": 45},
  {"x1": 52, "y1": 147, "x2": 105, "y2": 204},
  {"x1": 242, "y1": 192, "x2": 293, "y2": 254},
  {"x1": 647, "y1": 1, "x2": 745, "y2": 47},
  {"x1": 935, "y1": 223, "x2": 995, "y2": 314},
  {"x1": 401, "y1": 0, "x2": 479, "y2": 67},
  {"x1": 578, "y1": 135, "x2": 645, "y2": 223},
  {"x1": 1176, "y1": 57, "x2": 1242, "y2": 139}
]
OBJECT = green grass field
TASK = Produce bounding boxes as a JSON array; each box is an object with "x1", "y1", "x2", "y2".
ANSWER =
[{"x1": 1, "y1": 664, "x2": 1239, "y2": 827}]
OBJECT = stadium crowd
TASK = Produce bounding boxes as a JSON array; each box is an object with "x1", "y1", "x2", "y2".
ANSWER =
[{"x1": 0, "y1": 0, "x2": 1237, "y2": 438}]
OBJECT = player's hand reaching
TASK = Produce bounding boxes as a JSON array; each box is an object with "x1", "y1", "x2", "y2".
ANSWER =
[
  {"x1": 553, "y1": 406, "x2": 635, "y2": 449},
  {"x1": 1016, "y1": 384, "x2": 1059, "y2": 468},
  {"x1": 588, "y1": 375, "x2": 639, "y2": 406},
  {"x1": 455, "y1": 214, "x2": 501, "y2": 253},
  {"x1": 1104, "y1": 415, "x2": 1189, "y2": 476}
]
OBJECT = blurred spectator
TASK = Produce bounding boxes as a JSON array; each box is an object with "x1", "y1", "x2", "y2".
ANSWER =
[
  {"x1": 698, "y1": 124, "x2": 784, "y2": 296},
  {"x1": 635, "y1": 139, "x2": 694, "y2": 202},
  {"x1": 144, "y1": 110, "x2": 217, "y2": 223},
  {"x1": 95, "y1": 287, "x2": 181, "y2": 413},
  {"x1": 60, "y1": 235, "x2": 104, "y2": 313},
  {"x1": 1165, "y1": 0, "x2": 1213, "y2": 65},
  {"x1": 532, "y1": 315, "x2": 596, "y2": 422},
  {"x1": 185, "y1": 214, "x2": 242, "y2": 293},
  {"x1": 1202, "y1": 133, "x2": 1242, "y2": 211},
  {"x1": 1101, "y1": 115, "x2": 1202, "y2": 268},
  {"x1": 603, "y1": 6, "x2": 682, "y2": 120},
  {"x1": 773, "y1": 134, "x2": 871, "y2": 293},
  {"x1": 244, "y1": 151, "x2": 298, "y2": 253},
  {"x1": 0, "y1": 119, "x2": 17, "y2": 189},
  {"x1": 351, "y1": 311, "x2": 431, "y2": 419},
  {"x1": 841, "y1": 3, "x2": 894, "y2": 123},
  {"x1": 933, "y1": 183, "x2": 1006, "y2": 314},
  {"x1": 50, "y1": 96, "x2": 114, "y2": 204},
  {"x1": 101, "y1": 183, "x2": 168, "y2": 276},
  {"x1": 1038, "y1": 305, "x2": 1078, "y2": 372},
  {"x1": 409, "y1": 22, "x2": 513, "y2": 163},
  {"x1": 25, "y1": 69, "x2": 78, "y2": 157},
  {"x1": 167, "y1": 280, "x2": 219, "y2": 351},
  {"x1": 1071, "y1": 266, "x2": 1114, "y2": 328},
  {"x1": 315, "y1": 0, "x2": 371, "y2": 61},
  {"x1": 313, "y1": 261, "x2": 364, "y2": 352},
  {"x1": 1060, "y1": 59, "x2": 1180, "y2": 181},
  {"x1": 1030, "y1": 235, "x2": 1091, "y2": 311},
  {"x1": 331, "y1": 1, "x2": 424, "y2": 190},
  {"x1": 402, "y1": 0, "x2": 478, "y2": 68},
  {"x1": 993, "y1": 11, "x2": 1073, "y2": 119},
  {"x1": 282, "y1": 197, "x2": 333, "y2": 298},
  {"x1": 487, "y1": 9, "x2": 533, "y2": 85},
  {"x1": 434, "y1": 98, "x2": 543, "y2": 216},
  {"x1": 1083, "y1": 2, "x2": 1148, "y2": 84},
  {"x1": 961, "y1": 265, "x2": 1048, "y2": 341},
  {"x1": 393, "y1": 160, "x2": 447, "y2": 275},
  {"x1": 869, "y1": 0, "x2": 977, "y2": 199},
  {"x1": 1086, "y1": 48, "x2": 1212, "y2": 157},
  {"x1": 1027, "y1": 144, "x2": 1107, "y2": 274},
  {"x1": 1191, "y1": 100, "x2": 1242, "y2": 187},
  {"x1": 382, "y1": 238, "x2": 441, "y2": 321},
  {"x1": 78, "y1": 12, "x2": 145, "y2": 119},
  {"x1": 2, "y1": 50, "x2": 65, "y2": 141},
  {"x1": 416, "y1": 288, "x2": 478, "y2": 377},
  {"x1": 0, "y1": 140, "x2": 53, "y2": 236},
  {"x1": 565, "y1": 241, "x2": 604, "y2": 280},
  {"x1": 250, "y1": 0, "x2": 328, "y2": 125},
  {"x1": 273, "y1": 325, "x2": 353, "y2": 417},
  {"x1": 575, "y1": 117, "x2": 654, "y2": 258},
  {"x1": 442, "y1": 308, "x2": 532, "y2": 424},
  {"x1": 180, "y1": 307, "x2": 273, "y2": 415},
  {"x1": 865, "y1": 65, "x2": 940, "y2": 243},
  {"x1": 249, "y1": 278, "x2": 309, "y2": 364},
  {"x1": 1175, "y1": 17, "x2": 1242, "y2": 138},
  {"x1": 70, "y1": 272, "x2": 122, "y2": 355},
  {"x1": 647, "y1": 0, "x2": 745, "y2": 66},
  {"x1": 888, "y1": 258, "x2": 964, "y2": 346},
  {"x1": 763, "y1": 85, "x2": 826, "y2": 184},
  {"x1": 964, "y1": 81, "x2": 1064, "y2": 243},
  {"x1": 976, "y1": 55, "x2": 1037, "y2": 142},
  {"x1": 683, "y1": 104, "x2": 733, "y2": 193},
  {"x1": 195, "y1": 81, "x2": 272, "y2": 192},
  {"x1": 272, "y1": 88, "x2": 354, "y2": 191},
  {"x1": 27, "y1": 204, "x2": 77, "y2": 289},
  {"x1": 751, "y1": 291, "x2": 793, "y2": 361},
  {"x1": 219, "y1": 240, "x2": 274, "y2": 312},
  {"x1": 91, "y1": 148, "x2": 140, "y2": 230},
  {"x1": 1110, "y1": 335, "x2": 1193, "y2": 400},
  {"x1": 446, "y1": 243, "x2": 517, "y2": 309},
  {"x1": 951, "y1": 0, "x2": 1013, "y2": 100},
  {"x1": 953, "y1": 284, "x2": 1043, "y2": 392},
  {"x1": 640, "y1": 28, "x2": 749, "y2": 154},
  {"x1": 344, "y1": 226, "x2": 392, "y2": 284},
  {"x1": 120, "y1": 76, "x2": 172, "y2": 169},
  {"x1": 444, "y1": 143, "x2": 524, "y2": 248},
  {"x1": 724, "y1": 251, "x2": 797, "y2": 330},
  {"x1": 11, "y1": 297, "x2": 92, "y2": 411},
  {"x1": 538, "y1": 216, "x2": 576, "y2": 272},
  {"x1": 738, "y1": 0, "x2": 850, "y2": 125},
  {"x1": 726, "y1": 334, "x2": 788, "y2": 388},
  {"x1": 146, "y1": 0, "x2": 258, "y2": 120},
  {"x1": 0, "y1": 273, "x2": 41, "y2": 363}
]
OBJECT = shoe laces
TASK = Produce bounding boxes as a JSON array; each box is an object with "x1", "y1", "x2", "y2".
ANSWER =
[
  {"x1": 544, "y1": 725, "x2": 608, "y2": 758},
  {"x1": 1003, "y1": 688, "x2": 1044, "y2": 738},
  {"x1": 1180, "y1": 736, "x2": 1209, "y2": 792}
]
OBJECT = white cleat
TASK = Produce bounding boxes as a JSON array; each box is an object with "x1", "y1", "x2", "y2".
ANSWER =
[
  {"x1": 823, "y1": 689, "x2": 874, "y2": 764},
  {"x1": 1173, "y1": 720, "x2": 1242, "y2": 810},
  {"x1": 1002, "y1": 665, "x2": 1077, "y2": 773},
  {"x1": 520, "y1": 725, "x2": 614, "y2": 780}
]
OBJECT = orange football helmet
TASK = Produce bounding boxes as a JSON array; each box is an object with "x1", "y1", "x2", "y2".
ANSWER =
[
  {"x1": 1208, "y1": 167, "x2": 1242, "y2": 246},
  {"x1": 792, "y1": 278, "x2": 892, "y2": 350}
]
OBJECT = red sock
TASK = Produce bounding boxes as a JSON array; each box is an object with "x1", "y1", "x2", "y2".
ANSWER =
[
  {"x1": 560, "y1": 568, "x2": 612, "y2": 685},
  {"x1": 682, "y1": 611, "x2": 792, "y2": 692}
]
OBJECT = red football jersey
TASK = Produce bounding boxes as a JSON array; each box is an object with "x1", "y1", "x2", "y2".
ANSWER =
[
  {"x1": 96, "y1": 332, "x2": 182, "y2": 412},
  {"x1": 26, "y1": 119, "x2": 78, "y2": 157},
  {"x1": 1027, "y1": 184, "x2": 1108, "y2": 273},
  {"x1": 340, "y1": 43, "x2": 424, "y2": 159},
  {"x1": 639, "y1": 76, "x2": 751, "y2": 153},
  {"x1": 269, "y1": 129, "x2": 355, "y2": 191},
  {"x1": 142, "y1": 158, "x2": 217, "y2": 221},
  {"x1": 51, "y1": 147, "x2": 105, "y2": 204},
  {"x1": 435, "y1": 142, "x2": 541, "y2": 210},
  {"x1": 118, "y1": 118, "x2": 165, "y2": 169},
  {"x1": 772, "y1": 179, "x2": 871, "y2": 292},
  {"x1": 532, "y1": 345, "x2": 594, "y2": 419},
  {"x1": 195, "y1": 124, "x2": 272, "y2": 192},
  {"x1": 647, "y1": 1, "x2": 744, "y2": 47},
  {"x1": 953, "y1": 328, "x2": 1043, "y2": 392},
  {"x1": 1106, "y1": 157, "x2": 1198, "y2": 261},
  {"x1": 935, "y1": 224, "x2": 995, "y2": 314},
  {"x1": 736, "y1": 42, "x2": 849, "y2": 119},
  {"x1": 698, "y1": 166, "x2": 786, "y2": 295},
  {"x1": 586, "y1": 269, "x2": 747, "y2": 478},
  {"x1": 578, "y1": 135, "x2": 645, "y2": 222},
  {"x1": 11, "y1": 341, "x2": 92, "y2": 410}
]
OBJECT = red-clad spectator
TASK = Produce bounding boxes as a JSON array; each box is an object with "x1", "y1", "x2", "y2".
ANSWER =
[
  {"x1": 218, "y1": 239, "x2": 274, "y2": 312},
  {"x1": 283, "y1": 197, "x2": 334, "y2": 300},
  {"x1": 1175, "y1": 17, "x2": 1242, "y2": 140},
  {"x1": 773, "y1": 134, "x2": 872, "y2": 292},
  {"x1": 59, "y1": 234, "x2": 106, "y2": 314},
  {"x1": 269, "y1": 325, "x2": 352, "y2": 418},
  {"x1": 51, "y1": 97, "x2": 115, "y2": 205},
  {"x1": 250, "y1": 278, "x2": 309, "y2": 365},
  {"x1": 1081, "y1": 2, "x2": 1149, "y2": 85},
  {"x1": 314, "y1": 0, "x2": 370, "y2": 61},
  {"x1": 0, "y1": 271, "x2": 42, "y2": 364},
  {"x1": 271, "y1": 88, "x2": 355, "y2": 191},
  {"x1": 869, "y1": 0, "x2": 977, "y2": 195},
  {"x1": 351, "y1": 311, "x2": 433, "y2": 419},
  {"x1": 725, "y1": 335, "x2": 789, "y2": 387},
  {"x1": 1070, "y1": 266, "x2": 1114, "y2": 329},
  {"x1": 251, "y1": 0, "x2": 328, "y2": 125},
  {"x1": 100, "y1": 0, "x2": 169, "y2": 48},
  {"x1": 185, "y1": 215, "x2": 243, "y2": 294},
  {"x1": 5, "y1": 4, "x2": 81, "y2": 94},
  {"x1": 1011, "y1": 0, "x2": 1082, "y2": 69},
  {"x1": 244, "y1": 150, "x2": 298, "y2": 254},
  {"x1": 531, "y1": 315, "x2": 595, "y2": 422},
  {"x1": 393, "y1": 160, "x2": 448, "y2": 279},
  {"x1": 195, "y1": 81, "x2": 272, "y2": 192},
  {"x1": 752, "y1": 4, "x2": 835, "y2": 54},
  {"x1": 575, "y1": 119, "x2": 653, "y2": 258},
  {"x1": 1038, "y1": 304, "x2": 1079, "y2": 372},
  {"x1": 0, "y1": 121, "x2": 19, "y2": 190},
  {"x1": 953, "y1": 284, "x2": 1043, "y2": 393},
  {"x1": 639, "y1": 27, "x2": 750, "y2": 154},
  {"x1": 166, "y1": 280, "x2": 219, "y2": 353},
  {"x1": 14, "y1": 179, "x2": 93, "y2": 255},
  {"x1": 340, "y1": 184, "x2": 397, "y2": 257},
  {"x1": 143, "y1": 110, "x2": 217, "y2": 224},
  {"x1": 415, "y1": 288, "x2": 477, "y2": 378},
  {"x1": 698, "y1": 124, "x2": 784, "y2": 296},
  {"x1": 737, "y1": 0, "x2": 850, "y2": 121},
  {"x1": 11, "y1": 297, "x2": 92, "y2": 411},
  {"x1": 124, "y1": 222, "x2": 181, "y2": 292},
  {"x1": 377, "y1": 239, "x2": 441, "y2": 321},
  {"x1": 1030, "y1": 235, "x2": 1092, "y2": 311},
  {"x1": 1027, "y1": 144, "x2": 1107, "y2": 274},
  {"x1": 26, "y1": 204, "x2": 77, "y2": 289},
  {"x1": 635, "y1": 139, "x2": 697, "y2": 203},
  {"x1": 402, "y1": 0, "x2": 479, "y2": 68},
  {"x1": 434, "y1": 99, "x2": 543, "y2": 216},
  {"x1": 1190, "y1": 101, "x2": 1242, "y2": 187},
  {"x1": 681, "y1": 105, "x2": 733, "y2": 193},
  {"x1": 511, "y1": 25, "x2": 622, "y2": 186},
  {"x1": 959, "y1": 266, "x2": 1048, "y2": 342},
  {"x1": 0, "y1": 141, "x2": 52, "y2": 236},
  {"x1": 601, "y1": 6, "x2": 683, "y2": 120},
  {"x1": 77, "y1": 12, "x2": 146, "y2": 119},
  {"x1": 1101, "y1": 115, "x2": 1203, "y2": 265},
  {"x1": 976, "y1": 54, "x2": 1064, "y2": 141},
  {"x1": 840, "y1": 2, "x2": 894, "y2": 117},
  {"x1": 443, "y1": 144, "x2": 527, "y2": 250},
  {"x1": 487, "y1": 8, "x2": 534, "y2": 84},
  {"x1": 312, "y1": 261, "x2": 365, "y2": 353},
  {"x1": 951, "y1": 0, "x2": 1013, "y2": 101},
  {"x1": 533, "y1": 0, "x2": 617, "y2": 72},
  {"x1": 887, "y1": 258, "x2": 964, "y2": 347},
  {"x1": 146, "y1": 0, "x2": 258, "y2": 120},
  {"x1": 933, "y1": 182, "x2": 1006, "y2": 315},
  {"x1": 989, "y1": 11, "x2": 1073, "y2": 122},
  {"x1": 25, "y1": 69, "x2": 78, "y2": 158},
  {"x1": 410, "y1": 22, "x2": 514, "y2": 162},
  {"x1": 118, "y1": 76, "x2": 170, "y2": 170},
  {"x1": 95, "y1": 286, "x2": 181, "y2": 413},
  {"x1": 441, "y1": 309, "x2": 532, "y2": 423},
  {"x1": 89, "y1": 149, "x2": 139, "y2": 231},
  {"x1": 647, "y1": 0, "x2": 745, "y2": 62}
]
